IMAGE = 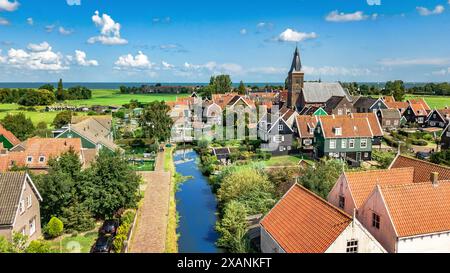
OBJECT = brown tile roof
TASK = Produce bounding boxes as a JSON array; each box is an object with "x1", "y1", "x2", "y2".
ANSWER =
[
  {"x1": 318, "y1": 115, "x2": 373, "y2": 138},
  {"x1": 261, "y1": 184, "x2": 352, "y2": 253},
  {"x1": 344, "y1": 168, "x2": 415, "y2": 208},
  {"x1": 383, "y1": 96, "x2": 396, "y2": 103},
  {"x1": 0, "y1": 124, "x2": 21, "y2": 146},
  {"x1": 0, "y1": 172, "x2": 27, "y2": 226},
  {"x1": 390, "y1": 155, "x2": 450, "y2": 183},
  {"x1": 379, "y1": 181, "x2": 450, "y2": 237},
  {"x1": 295, "y1": 115, "x2": 319, "y2": 138},
  {"x1": 351, "y1": 113, "x2": 384, "y2": 137}
]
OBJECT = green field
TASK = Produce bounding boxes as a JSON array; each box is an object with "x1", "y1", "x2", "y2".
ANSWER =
[
  {"x1": 0, "y1": 89, "x2": 186, "y2": 126},
  {"x1": 406, "y1": 95, "x2": 450, "y2": 109}
]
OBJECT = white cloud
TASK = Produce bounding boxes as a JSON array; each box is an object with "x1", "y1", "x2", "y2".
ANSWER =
[
  {"x1": 27, "y1": 41, "x2": 50, "y2": 52},
  {"x1": 0, "y1": 17, "x2": 10, "y2": 25},
  {"x1": 5, "y1": 42, "x2": 68, "y2": 71},
  {"x1": 45, "y1": 24, "x2": 55, "y2": 32},
  {"x1": 73, "y1": 50, "x2": 98, "y2": 66},
  {"x1": 303, "y1": 66, "x2": 372, "y2": 76},
  {"x1": 88, "y1": 11, "x2": 128, "y2": 45},
  {"x1": 277, "y1": 28, "x2": 317, "y2": 42},
  {"x1": 0, "y1": 0, "x2": 19, "y2": 12},
  {"x1": 161, "y1": 61, "x2": 174, "y2": 70},
  {"x1": 114, "y1": 51, "x2": 152, "y2": 69},
  {"x1": 240, "y1": 28, "x2": 247, "y2": 35},
  {"x1": 0, "y1": 50, "x2": 5, "y2": 63},
  {"x1": 326, "y1": 10, "x2": 369, "y2": 22},
  {"x1": 379, "y1": 57, "x2": 450, "y2": 66},
  {"x1": 416, "y1": 5, "x2": 445, "y2": 16},
  {"x1": 26, "y1": 17, "x2": 33, "y2": 26},
  {"x1": 66, "y1": 0, "x2": 80, "y2": 5},
  {"x1": 59, "y1": 26, "x2": 73, "y2": 35}
]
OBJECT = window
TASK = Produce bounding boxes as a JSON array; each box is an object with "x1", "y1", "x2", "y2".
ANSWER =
[
  {"x1": 346, "y1": 240, "x2": 359, "y2": 253},
  {"x1": 339, "y1": 195, "x2": 345, "y2": 209},
  {"x1": 27, "y1": 195, "x2": 32, "y2": 208},
  {"x1": 278, "y1": 124, "x2": 284, "y2": 131},
  {"x1": 330, "y1": 140, "x2": 336, "y2": 149},
  {"x1": 304, "y1": 139, "x2": 312, "y2": 145},
  {"x1": 337, "y1": 109, "x2": 343, "y2": 116},
  {"x1": 334, "y1": 127, "x2": 342, "y2": 136},
  {"x1": 309, "y1": 127, "x2": 314, "y2": 134},
  {"x1": 273, "y1": 135, "x2": 284, "y2": 143},
  {"x1": 19, "y1": 200, "x2": 25, "y2": 214},
  {"x1": 364, "y1": 152, "x2": 369, "y2": 158},
  {"x1": 386, "y1": 120, "x2": 391, "y2": 126},
  {"x1": 341, "y1": 139, "x2": 347, "y2": 149},
  {"x1": 360, "y1": 139, "x2": 368, "y2": 148},
  {"x1": 29, "y1": 218, "x2": 36, "y2": 236},
  {"x1": 39, "y1": 156, "x2": 45, "y2": 163},
  {"x1": 418, "y1": 117, "x2": 424, "y2": 123},
  {"x1": 372, "y1": 213, "x2": 381, "y2": 229},
  {"x1": 349, "y1": 139, "x2": 355, "y2": 149},
  {"x1": 27, "y1": 156, "x2": 33, "y2": 163},
  {"x1": 430, "y1": 121, "x2": 435, "y2": 126},
  {"x1": 394, "y1": 120, "x2": 399, "y2": 126}
]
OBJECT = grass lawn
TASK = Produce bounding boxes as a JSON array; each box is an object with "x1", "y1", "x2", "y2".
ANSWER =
[
  {"x1": 48, "y1": 231, "x2": 98, "y2": 253},
  {"x1": 263, "y1": 154, "x2": 314, "y2": 167},
  {"x1": 130, "y1": 161, "x2": 155, "y2": 172},
  {"x1": 164, "y1": 146, "x2": 179, "y2": 253}
]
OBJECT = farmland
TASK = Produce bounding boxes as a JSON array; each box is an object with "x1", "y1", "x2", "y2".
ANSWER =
[
  {"x1": 0, "y1": 89, "x2": 186, "y2": 126},
  {"x1": 405, "y1": 95, "x2": 450, "y2": 109}
]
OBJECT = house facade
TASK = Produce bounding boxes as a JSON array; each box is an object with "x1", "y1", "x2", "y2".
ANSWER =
[
  {"x1": 403, "y1": 103, "x2": 429, "y2": 126},
  {"x1": 377, "y1": 109, "x2": 401, "y2": 130},
  {"x1": 0, "y1": 124, "x2": 21, "y2": 150},
  {"x1": 323, "y1": 96, "x2": 355, "y2": 116},
  {"x1": 426, "y1": 109, "x2": 450, "y2": 129},
  {"x1": 0, "y1": 172, "x2": 42, "y2": 242},
  {"x1": 260, "y1": 184, "x2": 385, "y2": 253},
  {"x1": 441, "y1": 123, "x2": 450, "y2": 150}
]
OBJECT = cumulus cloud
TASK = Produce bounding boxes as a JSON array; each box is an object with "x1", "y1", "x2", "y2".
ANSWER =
[
  {"x1": 161, "y1": 61, "x2": 174, "y2": 70},
  {"x1": 0, "y1": 17, "x2": 10, "y2": 25},
  {"x1": 277, "y1": 28, "x2": 317, "y2": 42},
  {"x1": 378, "y1": 57, "x2": 450, "y2": 66},
  {"x1": 58, "y1": 26, "x2": 73, "y2": 35},
  {"x1": 0, "y1": 0, "x2": 19, "y2": 12},
  {"x1": 26, "y1": 17, "x2": 33, "y2": 26},
  {"x1": 73, "y1": 50, "x2": 98, "y2": 66},
  {"x1": 432, "y1": 68, "x2": 450, "y2": 76},
  {"x1": 416, "y1": 5, "x2": 445, "y2": 16},
  {"x1": 66, "y1": 0, "x2": 80, "y2": 5},
  {"x1": 4, "y1": 42, "x2": 68, "y2": 71},
  {"x1": 88, "y1": 11, "x2": 128, "y2": 45},
  {"x1": 114, "y1": 51, "x2": 152, "y2": 70},
  {"x1": 326, "y1": 10, "x2": 370, "y2": 22}
]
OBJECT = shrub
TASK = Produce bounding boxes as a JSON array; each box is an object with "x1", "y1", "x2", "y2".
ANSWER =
[
  {"x1": 112, "y1": 222, "x2": 131, "y2": 253},
  {"x1": 216, "y1": 201, "x2": 250, "y2": 253},
  {"x1": 45, "y1": 217, "x2": 64, "y2": 238},
  {"x1": 411, "y1": 139, "x2": 428, "y2": 146},
  {"x1": 120, "y1": 210, "x2": 136, "y2": 225},
  {"x1": 25, "y1": 240, "x2": 52, "y2": 253}
]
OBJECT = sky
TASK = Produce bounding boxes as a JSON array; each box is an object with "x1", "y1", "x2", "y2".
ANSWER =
[{"x1": 0, "y1": 0, "x2": 450, "y2": 83}]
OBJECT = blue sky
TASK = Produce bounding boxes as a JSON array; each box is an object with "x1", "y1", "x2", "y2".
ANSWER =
[{"x1": 0, "y1": 0, "x2": 450, "y2": 83}]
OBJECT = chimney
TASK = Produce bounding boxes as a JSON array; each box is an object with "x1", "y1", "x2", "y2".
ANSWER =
[{"x1": 431, "y1": 172, "x2": 439, "y2": 186}]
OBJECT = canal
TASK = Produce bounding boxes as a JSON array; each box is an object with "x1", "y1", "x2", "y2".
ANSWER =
[{"x1": 174, "y1": 149, "x2": 223, "y2": 253}]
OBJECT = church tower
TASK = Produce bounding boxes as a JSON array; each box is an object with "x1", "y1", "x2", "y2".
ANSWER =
[{"x1": 286, "y1": 46, "x2": 304, "y2": 109}]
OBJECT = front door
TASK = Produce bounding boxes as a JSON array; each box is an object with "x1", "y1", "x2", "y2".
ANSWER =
[{"x1": 356, "y1": 152, "x2": 362, "y2": 162}]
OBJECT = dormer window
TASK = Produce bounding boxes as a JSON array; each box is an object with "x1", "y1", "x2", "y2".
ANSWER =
[
  {"x1": 334, "y1": 127, "x2": 342, "y2": 136},
  {"x1": 309, "y1": 126, "x2": 314, "y2": 134},
  {"x1": 39, "y1": 156, "x2": 45, "y2": 163}
]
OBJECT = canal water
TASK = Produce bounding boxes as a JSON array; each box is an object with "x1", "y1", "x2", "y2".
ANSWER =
[{"x1": 174, "y1": 149, "x2": 223, "y2": 253}]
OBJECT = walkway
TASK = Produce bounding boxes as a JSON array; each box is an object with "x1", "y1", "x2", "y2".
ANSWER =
[{"x1": 128, "y1": 149, "x2": 171, "y2": 253}]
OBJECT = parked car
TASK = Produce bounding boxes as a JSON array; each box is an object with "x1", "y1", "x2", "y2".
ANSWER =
[
  {"x1": 416, "y1": 151, "x2": 431, "y2": 160},
  {"x1": 100, "y1": 220, "x2": 119, "y2": 235},
  {"x1": 92, "y1": 235, "x2": 114, "y2": 253}
]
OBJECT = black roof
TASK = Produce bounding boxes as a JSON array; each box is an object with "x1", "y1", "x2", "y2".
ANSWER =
[{"x1": 289, "y1": 46, "x2": 302, "y2": 73}]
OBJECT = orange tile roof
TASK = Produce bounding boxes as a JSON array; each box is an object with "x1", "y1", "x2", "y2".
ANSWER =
[
  {"x1": 385, "y1": 101, "x2": 409, "y2": 113},
  {"x1": 344, "y1": 168, "x2": 415, "y2": 208},
  {"x1": 383, "y1": 96, "x2": 396, "y2": 103},
  {"x1": 261, "y1": 184, "x2": 352, "y2": 253},
  {"x1": 408, "y1": 98, "x2": 431, "y2": 112},
  {"x1": 351, "y1": 113, "x2": 384, "y2": 137},
  {"x1": 295, "y1": 115, "x2": 319, "y2": 138},
  {"x1": 379, "y1": 181, "x2": 450, "y2": 237},
  {"x1": 318, "y1": 115, "x2": 373, "y2": 138},
  {"x1": 0, "y1": 124, "x2": 21, "y2": 146},
  {"x1": 409, "y1": 103, "x2": 428, "y2": 116},
  {"x1": 390, "y1": 155, "x2": 450, "y2": 183}
]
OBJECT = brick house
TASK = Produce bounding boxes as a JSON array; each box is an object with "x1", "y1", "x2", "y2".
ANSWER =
[{"x1": 0, "y1": 172, "x2": 42, "y2": 242}]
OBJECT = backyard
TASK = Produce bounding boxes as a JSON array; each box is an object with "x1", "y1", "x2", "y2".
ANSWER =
[{"x1": 48, "y1": 231, "x2": 98, "y2": 253}]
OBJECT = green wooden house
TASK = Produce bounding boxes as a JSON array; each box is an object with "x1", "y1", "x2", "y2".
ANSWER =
[{"x1": 0, "y1": 124, "x2": 21, "y2": 150}]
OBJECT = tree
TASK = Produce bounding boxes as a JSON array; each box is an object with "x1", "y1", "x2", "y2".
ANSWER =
[
  {"x1": 26, "y1": 240, "x2": 52, "y2": 253},
  {"x1": 60, "y1": 200, "x2": 96, "y2": 232},
  {"x1": 237, "y1": 81, "x2": 246, "y2": 95},
  {"x1": 0, "y1": 113, "x2": 35, "y2": 140},
  {"x1": 39, "y1": 84, "x2": 55, "y2": 92},
  {"x1": 0, "y1": 236, "x2": 10, "y2": 253},
  {"x1": 266, "y1": 167, "x2": 298, "y2": 198},
  {"x1": 56, "y1": 79, "x2": 64, "y2": 101},
  {"x1": 34, "y1": 121, "x2": 52, "y2": 138},
  {"x1": 385, "y1": 80, "x2": 405, "y2": 102},
  {"x1": 45, "y1": 217, "x2": 64, "y2": 238},
  {"x1": 84, "y1": 149, "x2": 141, "y2": 218},
  {"x1": 210, "y1": 75, "x2": 232, "y2": 94},
  {"x1": 17, "y1": 89, "x2": 56, "y2": 106},
  {"x1": 298, "y1": 159, "x2": 344, "y2": 199},
  {"x1": 140, "y1": 101, "x2": 173, "y2": 142},
  {"x1": 52, "y1": 111, "x2": 72, "y2": 129},
  {"x1": 216, "y1": 201, "x2": 250, "y2": 253}
]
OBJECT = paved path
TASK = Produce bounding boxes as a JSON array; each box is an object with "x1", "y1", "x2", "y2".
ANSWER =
[{"x1": 128, "y1": 150, "x2": 171, "y2": 253}]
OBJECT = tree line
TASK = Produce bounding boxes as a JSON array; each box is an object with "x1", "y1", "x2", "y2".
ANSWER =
[{"x1": 119, "y1": 84, "x2": 194, "y2": 94}]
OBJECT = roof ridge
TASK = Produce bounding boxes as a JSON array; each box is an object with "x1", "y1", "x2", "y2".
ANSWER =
[
  {"x1": 345, "y1": 167, "x2": 414, "y2": 175},
  {"x1": 380, "y1": 180, "x2": 450, "y2": 190}
]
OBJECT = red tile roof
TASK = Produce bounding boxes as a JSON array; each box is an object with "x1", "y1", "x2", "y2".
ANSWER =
[
  {"x1": 390, "y1": 155, "x2": 450, "y2": 183},
  {"x1": 0, "y1": 124, "x2": 21, "y2": 146},
  {"x1": 261, "y1": 184, "x2": 352, "y2": 253},
  {"x1": 344, "y1": 168, "x2": 415, "y2": 208},
  {"x1": 318, "y1": 115, "x2": 373, "y2": 138},
  {"x1": 351, "y1": 112, "x2": 384, "y2": 137},
  {"x1": 385, "y1": 101, "x2": 409, "y2": 113},
  {"x1": 409, "y1": 103, "x2": 428, "y2": 116},
  {"x1": 379, "y1": 181, "x2": 450, "y2": 237},
  {"x1": 408, "y1": 98, "x2": 431, "y2": 112},
  {"x1": 295, "y1": 115, "x2": 319, "y2": 138}
]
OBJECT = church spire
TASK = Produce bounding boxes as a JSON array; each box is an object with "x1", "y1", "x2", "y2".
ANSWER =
[{"x1": 289, "y1": 46, "x2": 302, "y2": 73}]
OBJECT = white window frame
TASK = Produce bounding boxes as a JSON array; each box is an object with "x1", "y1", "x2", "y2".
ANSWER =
[
  {"x1": 349, "y1": 139, "x2": 355, "y2": 149},
  {"x1": 394, "y1": 120, "x2": 399, "y2": 126},
  {"x1": 341, "y1": 139, "x2": 347, "y2": 149},
  {"x1": 360, "y1": 139, "x2": 368, "y2": 149},
  {"x1": 273, "y1": 135, "x2": 284, "y2": 143},
  {"x1": 330, "y1": 140, "x2": 336, "y2": 150},
  {"x1": 346, "y1": 239, "x2": 359, "y2": 253},
  {"x1": 304, "y1": 139, "x2": 312, "y2": 146},
  {"x1": 29, "y1": 218, "x2": 36, "y2": 236},
  {"x1": 386, "y1": 120, "x2": 391, "y2": 126},
  {"x1": 337, "y1": 109, "x2": 343, "y2": 116},
  {"x1": 39, "y1": 156, "x2": 45, "y2": 163},
  {"x1": 27, "y1": 156, "x2": 33, "y2": 163},
  {"x1": 278, "y1": 124, "x2": 284, "y2": 131},
  {"x1": 27, "y1": 195, "x2": 32, "y2": 208},
  {"x1": 335, "y1": 127, "x2": 342, "y2": 136},
  {"x1": 19, "y1": 200, "x2": 25, "y2": 214}
]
